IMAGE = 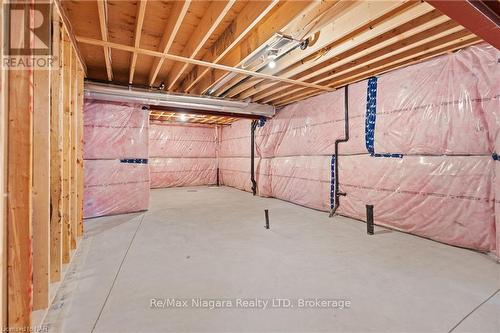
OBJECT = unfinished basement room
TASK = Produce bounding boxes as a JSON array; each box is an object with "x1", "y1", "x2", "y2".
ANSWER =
[{"x1": 1, "y1": 0, "x2": 500, "y2": 332}]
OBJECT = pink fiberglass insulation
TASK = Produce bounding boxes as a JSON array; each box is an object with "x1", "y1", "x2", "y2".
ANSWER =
[
  {"x1": 149, "y1": 123, "x2": 217, "y2": 158},
  {"x1": 257, "y1": 154, "x2": 496, "y2": 252},
  {"x1": 256, "y1": 84, "x2": 368, "y2": 157},
  {"x1": 84, "y1": 100, "x2": 149, "y2": 159},
  {"x1": 257, "y1": 156, "x2": 330, "y2": 211},
  {"x1": 222, "y1": 43, "x2": 500, "y2": 256},
  {"x1": 256, "y1": 90, "x2": 351, "y2": 157},
  {"x1": 219, "y1": 120, "x2": 254, "y2": 191},
  {"x1": 149, "y1": 122, "x2": 217, "y2": 188},
  {"x1": 84, "y1": 159, "x2": 150, "y2": 218},
  {"x1": 375, "y1": 43, "x2": 499, "y2": 155},
  {"x1": 149, "y1": 158, "x2": 216, "y2": 188},
  {"x1": 219, "y1": 119, "x2": 252, "y2": 157},
  {"x1": 219, "y1": 157, "x2": 257, "y2": 193},
  {"x1": 337, "y1": 155, "x2": 495, "y2": 252},
  {"x1": 83, "y1": 100, "x2": 150, "y2": 218}
]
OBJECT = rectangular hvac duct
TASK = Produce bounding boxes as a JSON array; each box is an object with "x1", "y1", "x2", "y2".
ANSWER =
[{"x1": 84, "y1": 82, "x2": 275, "y2": 117}]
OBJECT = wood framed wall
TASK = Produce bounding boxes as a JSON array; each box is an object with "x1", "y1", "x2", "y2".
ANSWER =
[
  {"x1": 0, "y1": 0, "x2": 8, "y2": 328},
  {"x1": 2, "y1": 1, "x2": 86, "y2": 330}
]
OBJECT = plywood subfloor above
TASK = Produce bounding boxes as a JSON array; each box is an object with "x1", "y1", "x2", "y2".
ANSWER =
[{"x1": 63, "y1": 0, "x2": 486, "y2": 106}]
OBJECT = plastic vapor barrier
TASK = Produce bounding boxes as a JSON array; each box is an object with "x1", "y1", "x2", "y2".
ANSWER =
[
  {"x1": 374, "y1": 44, "x2": 499, "y2": 155},
  {"x1": 219, "y1": 119, "x2": 254, "y2": 191},
  {"x1": 84, "y1": 100, "x2": 149, "y2": 159},
  {"x1": 149, "y1": 123, "x2": 217, "y2": 188},
  {"x1": 219, "y1": 157, "x2": 257, "y2": 192},
  {"x1": 83, "y1": 159, "x2": 150, "y2": 218},
  {"x1": 83, "y1": 100, "x2": 150, "y2": 218},
  {"x1": 337, "y1": 155, "x2": 495, "y2": 252},
  {"x1": 149, "y1": 123, "x2": 217, "y2": 158},
  {"x1": 150, "y1": 157, "x2": 216, "y2": 188}
]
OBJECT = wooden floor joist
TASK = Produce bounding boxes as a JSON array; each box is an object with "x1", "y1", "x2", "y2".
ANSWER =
[
  {"x1": 75, "y1": 36, "x2": 335, "y2": 93},
  {"x1": 213, "y1": 0, "x2": 360, "y2": 98},
  {"x1": 237, "y1": 3, "x2": 439, "y2": 101},
  {"x1": 97, "y1": 0, "x2": 113, "y2": 81},
  {"x1": 60, "y1": 0, "x2": 486, "y2": 105},
  {"x1": 166, "y1": 0, "x2": 236, "y2": 91},
  {"x1": 148, "y1": 0, "x2": 191, "y2": 86},
  {"x1": 180, "y1": 0, "x2": 279, "y2": 93},
  {"x1": 129, "y1": 0, "x2": 147, "y2": 84},
  {"x1": 189, "y1": 0, "x2": 314, "y2": 96},
  {"x1": 260, "y1": 18, "x2": 464, "y2": 104}
]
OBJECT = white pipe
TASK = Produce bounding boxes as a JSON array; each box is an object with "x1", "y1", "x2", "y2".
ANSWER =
[{"x1": 85, "y1": 82, "x2": 275, "y2": 117}]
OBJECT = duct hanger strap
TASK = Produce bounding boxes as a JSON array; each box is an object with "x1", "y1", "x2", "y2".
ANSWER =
[{"x1": 364, "y1": 77, "x2": 403, "y2": 159}]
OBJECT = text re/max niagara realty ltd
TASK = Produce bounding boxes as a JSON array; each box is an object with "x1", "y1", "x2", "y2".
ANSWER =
[{"x1": 150, "y1": 298, "x2": 351, "y2": 310}]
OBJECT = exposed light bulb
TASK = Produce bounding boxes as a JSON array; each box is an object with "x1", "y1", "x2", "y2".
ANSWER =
[
  {"x1": 268, "y1": 60, "x2": 276, "y2": 69},
  {"x1": 179, "y1": 114, "x2": 188, "y2": 122}
]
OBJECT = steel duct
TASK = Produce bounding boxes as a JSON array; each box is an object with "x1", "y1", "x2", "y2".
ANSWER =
[{"x1": 84, "y1": 82, "x2": 275, "y2": 117}]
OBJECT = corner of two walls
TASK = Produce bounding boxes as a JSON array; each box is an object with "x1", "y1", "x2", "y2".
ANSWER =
[{"x1": 149, "y1": 122, "x2": 218, "y2": 188}]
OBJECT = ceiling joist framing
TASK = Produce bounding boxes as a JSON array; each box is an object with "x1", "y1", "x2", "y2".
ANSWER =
[
  {"x1": 166, "y1": 0, "x2": 236, "y2": 91},
  {"x1": 226, "y1": 0, "x2": 424, "y2": 100},
  {"x1": 179, "y1": 0, "x2": 279, "y2": 93},
  {"x1": 62, "y1": 0, "x2": 487, "y2": 106},
  {"x1": 274, "y1": 35, "x2": 480, "y2": 107},
  {"x1": 53, "y1": 0, "x2": 87, "y2": 75},
  {"x1": 213, "y1": 0, "x2": 356, "y2": 98},
  {"x1": 187, "y1": 0, "x2": 316, "y2": 96},
  {"x1": 148, "y1": 0, "x2": 191, "y2": 86},
  {"x1": 256, "y1": 9, "x2": 458, "y2": 103},
  {"x1": 96, "y1": 0, "x2": 112, "y2": 81},
  {"x1": 75, "y1": 36, "x2": 335, "y2": 92},
  {"x1": 129, "y1": 0, "x2": 147, "y2": 84}
]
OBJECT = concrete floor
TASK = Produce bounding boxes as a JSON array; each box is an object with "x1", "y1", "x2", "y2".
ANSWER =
[{"x1": 44, "y1": 186, "x2": 500, "y2": 333}]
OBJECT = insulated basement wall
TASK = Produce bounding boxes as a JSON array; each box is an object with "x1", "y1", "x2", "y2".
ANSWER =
[
  {"x1": 83, "y1": 101, "x2": 150, "y2": 218},
  {"x1": 225, "y1": 43, "x2": 500, "y2": 257},
  {"x1": 219, "y1": 119, "x2": 256, "y2": 192},
  {"x1": 149, "y1": 123, "x2": 217, "y2": 188}
]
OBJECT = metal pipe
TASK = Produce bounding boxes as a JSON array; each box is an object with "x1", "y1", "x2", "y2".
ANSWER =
[
  {"x1": 251, "y1": 120, "x2": 258, "y2": 195},
  {"x1": 216, "y1": 167, "x2": 220, "y2": 187},
  {"x1": 329, "y1": 85, "x2": 350, "y2": 217},
  {"x1": 366, "y1": 205, "x2": 374, "y2": 235},
  {"x1": 264, "y1": 209, "x2": 270, "y2": 229},
  {"x1": 84, "y1": 82, "x2": 275, "y2": 117}
]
